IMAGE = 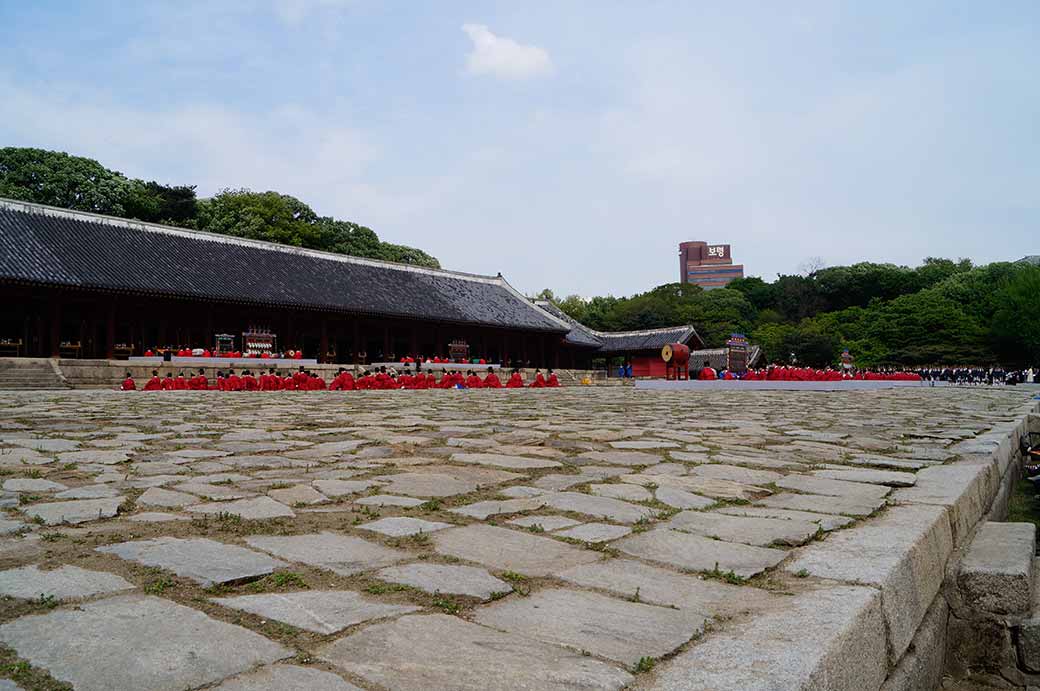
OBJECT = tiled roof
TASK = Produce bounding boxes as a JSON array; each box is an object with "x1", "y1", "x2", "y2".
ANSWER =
[
  {"x1": 534, "y1": 300, "x2": 703, "y2": 353},
  {"x1": 0, "y1": 199, "x2": 566, "y2": 333}
]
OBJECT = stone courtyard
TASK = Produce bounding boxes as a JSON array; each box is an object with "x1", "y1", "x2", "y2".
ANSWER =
[{"x1": 0, "y1": 386, "x2": 1034, "y2": 690}]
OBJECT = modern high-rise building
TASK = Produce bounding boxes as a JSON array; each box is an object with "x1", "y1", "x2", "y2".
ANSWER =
[{"x1": 679, "y1": 241, "x2": 745, "y2": 289}]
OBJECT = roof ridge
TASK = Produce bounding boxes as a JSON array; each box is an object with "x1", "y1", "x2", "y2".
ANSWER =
[
  {"x1": 533, "y1": 300, "x2": 694, "y2": 338},
  {"x1": 0, "y1": 197, "x2": 502, "y2": 285}
]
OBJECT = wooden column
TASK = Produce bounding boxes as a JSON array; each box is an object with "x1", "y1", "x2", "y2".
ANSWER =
[
  {"x1": 105, "y1": 302, "x2": 116, "y2": 360},
  {"x1": 49, "y1": 300, "x2": 61, "y2": 358},
  {"x1": 382, "y1": 326, "x2": 391, "y2": 361},
  {"x1": 352, "y1": 319, "x2": 360, "y2": 364},
  {"x1": 409, "y1": 325, "x2": 418, "y2": 360},
  {"x1": 319, "y1": 318, "x2": 329, "y2": 364}
]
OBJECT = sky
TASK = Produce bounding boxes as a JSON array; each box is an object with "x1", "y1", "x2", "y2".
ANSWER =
[{"x1": 1, "y1": 1, "x2": 1037, "y2": 297}]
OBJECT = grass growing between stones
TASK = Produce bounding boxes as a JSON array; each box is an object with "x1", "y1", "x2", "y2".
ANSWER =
[
  {"x1": 0, "y1": 645, "x2": 72, "y2": 691},
  {"x1": 1006, "y1": 475, "x2": 1040, "y2": 533}
]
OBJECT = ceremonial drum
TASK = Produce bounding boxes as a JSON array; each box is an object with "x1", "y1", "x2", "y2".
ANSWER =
[{"x1": 661, "y1": 343, "x2": 690, "y2": 366}]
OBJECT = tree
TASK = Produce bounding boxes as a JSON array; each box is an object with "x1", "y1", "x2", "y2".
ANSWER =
[
  {"x1": 0, "y1": 147, "x2": 140, "y2": 215},
  {"x1": 0, "y1": 147, "x2": 440, "y2": 268},
  {"x1": 991, "y1": 266, "x2": 1040, "y2": 366}
]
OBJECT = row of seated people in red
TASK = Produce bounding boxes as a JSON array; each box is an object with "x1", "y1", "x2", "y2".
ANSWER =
[
  {"x1": 399, "y1": 356, "x2": 489, "y2": 365},
  {"x1": 125, "y1": 367, "x2": 562, "y2": 391},
  {"x1": 741, "y1": 366, "x2": 922, "y2": 382},
  {"x1": 142, "y1": 349, "x2": 305, "y2": 359}
]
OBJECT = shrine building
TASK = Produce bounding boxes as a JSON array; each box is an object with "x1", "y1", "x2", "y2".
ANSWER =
[{"x1": 0, "y1": 198, "x2": 701, "y2": 371}]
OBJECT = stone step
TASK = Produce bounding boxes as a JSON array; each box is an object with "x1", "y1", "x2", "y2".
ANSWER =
[
  {"x1": 1016, "y1": 558, "x2": 1040, "y2": 673},
  {"x1": 957, "y1": 521, "x2": 1037, "y2": 617}
]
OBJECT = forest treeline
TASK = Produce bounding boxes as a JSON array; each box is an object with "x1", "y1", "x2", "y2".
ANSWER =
[
  {"x1": 0, "y1": 147, "x2": 440, "y2": 268},
  {"x1": 537, "y1": 257, "x2": 1040, "y2": 367}
]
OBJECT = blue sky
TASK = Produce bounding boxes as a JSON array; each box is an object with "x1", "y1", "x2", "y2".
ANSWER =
[{"x1": 2, "y1": 1, "x2": 1037, "y2": 297}]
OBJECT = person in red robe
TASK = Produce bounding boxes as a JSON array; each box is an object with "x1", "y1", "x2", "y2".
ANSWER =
[
  {"x1": 546, "y1": 369, "x2": 560, "y2": 387},
  {"x1": 529, "y1": 370, "x2": 546, "y2": 388},
  {"x1": 465, "y1": 372, "x2": 483, "y2": 388},
  {"x1": 483, "y1": 368, "x2": 502, "y2": 388},
  {"x1": 242, "y1": 371, "x2": 259, "y2": 391},
  {"x1": 216, "y1": 372, "x2": 226, "y2": 390},
  {"x1": 698, "y1": 361, "x2": 717, "y2": 381},
  {"x1": 120, "y1": 373, "x2": 136, "y2": 391},
  {"x1": 161, "y1": 374, "x2": 176, "y2": 390},
  {"x1": 506, "y1": 369, "x2": 524, "y2": 388},
  {"x1": 226, "y1": 370, "x2": 243, "y2": 391},
  {"x1": 143, "y1": 370, "x2": 162, "y2": 390},
  {"x1": 292, "y1": 367, "x2": 308, "y2": 388},
  {"x1": 311, "y1": 374, "x2": 327, "y2": 390},
  {"x1": 281, "y1": 374, "x2": 295, "y2": 390},
  {"x1": 398, "y1": 370, "x2": 414, "y2": 388},
  {"x1": 190, "y1": 369, "x2": 209, "y2": 390}
]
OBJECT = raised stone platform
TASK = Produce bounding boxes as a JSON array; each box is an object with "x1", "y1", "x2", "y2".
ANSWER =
[{"x1": 0, "y1": 387, "x2": 1035, "y2": 690}]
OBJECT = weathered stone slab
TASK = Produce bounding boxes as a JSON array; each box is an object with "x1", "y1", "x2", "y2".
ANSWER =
[
  {"x1": 5, "y1": 438, "x2": 78, "y2": 452},
  {"x1": 372, "y1": 473, "x2": 474, "y2": 497},
  {"x1": 784, "y1": 503, "x2": 953, "y2": 663},
  {"x1": 57, "y1": 449, "x2": 129, "y2": 465},
  {"x1": 640, "y1": 462, "x2": 688, "y2": 476},
  {"x1": 432, "y1": 525, "x2": 601, "y2": 576},
  {"x1": 776, "y1": 474, "x2": 891, "y2": 501},
  {"x1": 541, "y1": 492, "x2": 656, "y2": 524},
  {"x1": 0, "y1": 518, "x2": 26, "y2": 535},
  {"x1": 622, "y1": 473, "x2": 767, "y2": 500},
  {"x1": 475, "y1": 588, "x2": 702, "y2": 666},
  {"x1": 616, "y1": 527, "x2": 786, "y2": 578},
  {"x1": 311, "y1": 479, "x2": 383, "y2": 497},
  {"x1": 355, "y1": 494, "x2": 424, "y2": 507},
  {"x1": 0, "y1": 565, "x2": 133, "y2": 600},
  {"x1": 555, "y1": 523, "x2": 631, "y2": 543},
  {"x1": 715, "y1": 505, "x2": 853, "y2": 531},
  {"x1": 138, "y1": 486, "x2": 198, "y2": 508},
  {"x1": 53, "y1": 485, "x2": 122, "y2": 499},
  {"x1": 375, "y1": 563, "x2": 510, "y2": 600},
  {"x1": 360, "y1": 517, "x2": 452, "y2": 537},
  {"x1": 212, "y1": 665, "x2": 362, "y2": 691},
  {"x1": 213, "y1": 590, "x2": 419, "y2": 634},
  {"x1": 21, "y1": 496, "x2": 124, "y2": 525},
  {"x1": 507, "y1": 515, "x2": 582, "y2": 531},
  {"x1": 450, "y1": 498, "x2": 545, "y2": 519},
  {"x1": 890, "y1": 462, "x2": 997, "y2": 545},
  {"x1": 880, "y1": 595, "x2": 948, "y2": 691},
  {"x1": 656, "y1": 486, "x2": 715, "y2": 510},
  {"x1": 98, "y1": 537, "x2": 288, "y2": 586},
  {"x1": 755, "y1": 492, "x2": 883, "y2": 517},
  {"x1": 450, "y1": 452, "x2": 561, "y2": 469},
  {"x1": 588, "y1": 483, "x2": 652, "y2": 502},
  {"x1": 668, "y1": 511, "x2": 818, "y2": 546},
  {"x1": 267, "y1": 484, "x2": 327, "y2": 505},
  {"x1": 812, "y1": 468, "x2": 917, "y2": 487},
  {"x1": 609, "y1": 439, "x2": 679, "y2": 449},
  {"x1": 0, "y1": 594, "x2": 290, "y2": 691},
  {"x1": 245, "y1": 532, "x2": 407, "y2": 576},
  {"x1": 187, "y1": 496, "x2": 295, "y2": 520},
  {"x1": 650, "y1": 586, "x2": 886, "y2": 691},
  {"x1": 3, "y1": 478, "x2": 67, "y2": 492},
  {"x1": 576, "y1": 450, "x2": 661, "y2": 466},
  {"x1": 957, "y1": 521, "x2": 1036, "y2": 616},
  {"x1": 557, "y1": 559, "x2": 775, "y2": 617},
  {"x1": 174, "y1": 482, "x2": 253, "y2": 500},
  {"x1": 319, "y1": 613, "x2": 632, "y2": 690},
  {"x1": 689, "y1": 464, "x2": 783, "y2": 486}
]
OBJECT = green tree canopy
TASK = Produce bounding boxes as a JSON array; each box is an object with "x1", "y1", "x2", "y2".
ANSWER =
[{"x1": 0, "y1": 147, "x2": 439, "y2": 268}]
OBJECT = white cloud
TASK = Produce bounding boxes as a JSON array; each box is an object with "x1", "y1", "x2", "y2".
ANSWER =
[{"x1": 461, "y1": 24, "x2": 552, "y2": 80}]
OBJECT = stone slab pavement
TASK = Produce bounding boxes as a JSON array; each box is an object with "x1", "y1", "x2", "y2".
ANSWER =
[{"x1": 0, "y1": 386, "x2": 1032, "y2": 690}]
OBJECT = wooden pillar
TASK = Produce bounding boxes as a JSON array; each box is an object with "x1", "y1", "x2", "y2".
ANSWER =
[
  {"x1": 105, "y1": 302, "x2": 116, "y2": 360},
  {"x1": 409, "y1": 325, "x2": 418, "y2": 360},
  {"x1": 319, "y1": 318, "x2": 329, "y2": 364},
  {"x1": 49, "y1": 300, "x2": 61, "y2": 358},
  {"x1": 352, "y1": 319, "x2": 360, "y2": 364},
  {"x1": 501, "y1": 334, "x2": 508, "y2": 367},
  {"x1": 383, "y1": 325, "x2": 391, "y2": 361}
]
